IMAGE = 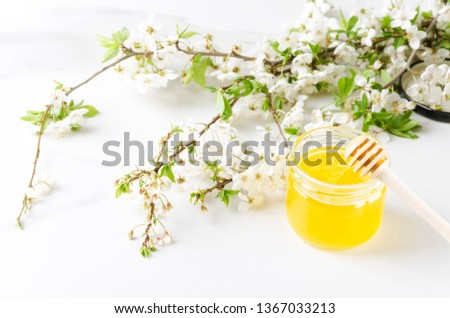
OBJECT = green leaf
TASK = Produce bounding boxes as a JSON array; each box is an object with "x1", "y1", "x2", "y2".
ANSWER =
[
  {"x1": 388, "y1": 128, "x2": 419, "y2": 139},
  {"x1": 184, "y1": 55, "x2": 213, "y2": 87},
  {"x1": 140, "y1": 246, "x2": 151, "y2": 258},
  {"x1": 159, "y1": 164, "x2": 175, "y2": 183},
  {"x1": 362, "y1": 69, "x2": 375, "y2": 79},
  {"x1": 262, "y1": 98, "x2": 270, "y2": 112},
  {"x1": 115, "y1": 186, "x2": 122, "y2": 198},
  {"x1": 345, "y1": 77, "x2": 355, "y2": 97},
  {"x1": 112, "y1": 27, "x2": 130, "y2": 44},
  {"x1": 334, "y1": 96, "x2": 344, "y2": 108},
  {"x1": 269, "y1": 41, "x2": 281, "y2": 53},
  {"x1": 422, "y1": 10, "x2": 433, "y2": 20},
  {"x1": 411, "y1": 7, "x2": 420, "y2": 24},
  {"x1": 371, "y1": 110, "x2": 421, "y2": 139},
  {"x1": 21, "y1": 110, "x2": 47, "y2": 126},
  {"x1": 96, "y1": 34, "x2": 116, "y2": 48},
  {"x1": 70, "y1": 125, "x2": 80, "y2": 132},
  {"x1": 380, "y1": 70, "x2": 392, "y2": 86},
  {"x1": 393, "y1": 37, "x2": 405, "y2": 49},
  {"x1": 102, "y1": 47, "x2": 119, "y2": 62},
  {"x1": 441, "y1": 40, "x2": 450, "y2": 50},
  {"x1": 339, "y1": 10, "x2": 348, "y2": 30},
  {"x1": 273, "y1": 95, "x2": 283, "y2": 109},
  {"x1": 372, "y1": 82, "x2": 383, "y2": 90},
  {"x1": 70, "y1": 105, "x2": 100, "y2": 117},
  {"x1": 284, "y1": 127, "x2": 300, "y2": 135},
  {"x1": 380, "y1": 15, "x2": 392, "y2": 29},
  {"x1": 308, "y1": 43, "x2": 321, "y2": 56},
  {"x1": 115, "y1": 183, "x2": 131, "y2": 198},
  {"x1": 53, "y1": 80, "x2": 64, "y2": 90},
  {"x1": 216, "y1": 91, "x2": 232, "y2": 121},
  {"x1": 241, "y1": 79, "x2": 254, "y2": 96},
  {"x1": 179, "y1": 30, "x2": 198, "y2": 39},
  {"x1": 362, "y1": 112, "x2": 373, "y2": 132},
  {"x1": 205, "y1": 86, "x2": 218, "y2": 93},
  {"x1": 337, "y1": 77, "x2": 347, "y2": 96},
  {"x1": 353, "y1": 93, "x2": 369, "y2": 120},
  {"x1": 171, "y1": 125, "x2": 184, "y2": 134},
  {"x1": 398, "y1": 119, "x2": 421, "y2": 132},
  {"x1": 97, "y1": 27, "x2": 129, "y2": 62},
  {"x1": 336, "y1": 72, "x2": 356, "y2": 102},
  {"x1": 216, "y1": 189, "x2": 240, "y2": 207},
  {"x1": 177, "y1": 25, "x2": 196, "y2": 38},
  {"x1": 347, "y1": 16, "x2": 359, "y2": 31},
  {"x1": 20, "y1": 112, "x2": 38, "y2": 122}
]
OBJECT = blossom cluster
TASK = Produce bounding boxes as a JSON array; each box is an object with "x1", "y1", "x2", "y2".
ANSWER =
[{"x1": 407, "y1": 63, "x2": 450, "y2": 111}]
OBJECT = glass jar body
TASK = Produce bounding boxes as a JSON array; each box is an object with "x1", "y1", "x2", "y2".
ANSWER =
[{"x1": 286, "y1": 127, "x2": 386, "y2": 250}]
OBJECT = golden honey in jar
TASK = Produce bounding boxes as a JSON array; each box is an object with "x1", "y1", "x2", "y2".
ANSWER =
[{"x1": 286, "y1": 127, "x2": 386, "y2": 250}]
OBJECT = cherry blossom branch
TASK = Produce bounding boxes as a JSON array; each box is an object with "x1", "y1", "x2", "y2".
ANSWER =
[
  {"x1": 18, "y1": 51, "x2": 147, "y2": 229},
  {"x1": 127, "y1": 99, "x2": 237, "y2": 186},
  {"x1": 383, "y1": 15, "x2": 439, "y2": 89},
  {"x1": 17, "y1": 105, "x2": 52, "y2": 228}
]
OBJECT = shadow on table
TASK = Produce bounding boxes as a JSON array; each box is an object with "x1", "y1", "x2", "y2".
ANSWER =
[{"x1": 344, "y1": 200, "x2": 443, "y2": 257}]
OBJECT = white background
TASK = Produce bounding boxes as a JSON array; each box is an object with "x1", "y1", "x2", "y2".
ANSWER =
[{"x1": 1, "y1": 0, "x2": 450, "y2": 298}]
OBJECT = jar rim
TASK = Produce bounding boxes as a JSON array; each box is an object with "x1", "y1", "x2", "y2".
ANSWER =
[{"x1": 289, "y1": 126, "x2": 384, "y2": 192}]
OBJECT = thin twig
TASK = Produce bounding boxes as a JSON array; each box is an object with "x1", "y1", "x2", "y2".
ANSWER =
[
  {"x1": 28, "y1": 105, "x2": 52, "y2": 187},
  {"x1": 17, "y1": 105, "x2": 52, "y2": 228},
  {"x1": 175, "y1": 40, "x2": 280, "y2": 66},
  {"x1": 142, "y1": 202, "x2": 156, "y2": 248},
  {"x1": 268, "y1": 98, "x2": 287, "y2": 141},
  {"x1": 203, "y1": 178, "x2": 232, "y2": 196},
  {"x1": 66, "y1": 52, "x2": 143, "y2": 95}
]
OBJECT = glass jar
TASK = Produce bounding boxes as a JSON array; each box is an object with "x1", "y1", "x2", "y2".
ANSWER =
[{"x1": 286, "y1": 127, "x2": 386, "y2": 250}]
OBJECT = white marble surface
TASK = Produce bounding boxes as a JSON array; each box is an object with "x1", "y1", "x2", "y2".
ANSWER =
[{"x1": 1, "y1": 0, "x2": 450, "y2": 298}]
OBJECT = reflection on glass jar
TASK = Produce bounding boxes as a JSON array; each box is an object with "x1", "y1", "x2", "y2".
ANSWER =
[{"x1": 286, "y1": 127, "x2": 386, "y2": 250}]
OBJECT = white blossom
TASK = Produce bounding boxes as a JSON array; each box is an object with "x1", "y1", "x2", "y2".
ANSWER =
[
  {"x1": 334, "y1": 43, "x2": 359, "y2": 64},
  {"x1": 368, "y1": 126, "x2": 390, "y2": 143},
  {"x1": 418, "y1": 48, "x2": 450, "y2": 64},
  {"x1": 384, "y1": 92, "x2": 415, "y2": 112},
  {"x1": 437, "y1": 5, "x2": 450, "y2": 29},
  {"x1": 135, "y1": 71, "x2": 178, "y2": 93},
  {"x1": 67, "y1": 108, "x2": 88, "y2": 126},
  {"x1": 162, "y1": 231, "x2": 172, "y2": 244},
  {"x1": 405, "y1": 25, "x2": 426, "y2": 50},
  {"x1": 210, "y1": 59, "x2": 245, "y2": 82},
  {"x1": 358, "y1": 28, "x2": 377, "y2": 47},
  {"x1": 238, "y1": 191, "x2": 265, "y2": 212},
  {"x1": 138, "y1": 14, "x2": 161, "y2": 37},
  {"x1": 26, "y1": 173, "x2": 54, "y2": 200},
  {"x1": 391, "y1": 5, "x2": 417, "y2": 30},
  {"x1": 46, "y1": 120, "x2": 71, "y2": 137},
  {"x1": 407, "y1": 83, "x2": 430, "y2": 101},
  {"x1": 49, "y1": 89, "x2": 67, "y2": 116},
  {"x1": 124, "y1": 31, "x2": 157, "y2": 53}
]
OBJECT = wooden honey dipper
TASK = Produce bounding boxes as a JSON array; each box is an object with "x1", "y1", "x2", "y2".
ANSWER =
[{"x1": 344, "y1": 134, "x2": 450, "y2": 243}]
